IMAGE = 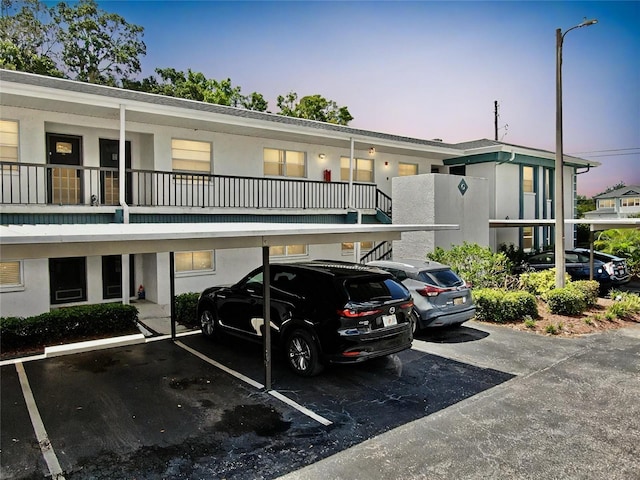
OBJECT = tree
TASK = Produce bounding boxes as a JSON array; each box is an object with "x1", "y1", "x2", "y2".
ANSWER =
[
  {"x1": 0, "y1": 0, "x2": 62, "y2": 76},
  {"x1": 276, "y1": 91, "x2": 353, "y2": 125},
  {"x1": 124, "y1": 67, "x2": 269, "y2": 112},
  {"x1": 54, "y1": 0, "x2": 145, "y2": 85},
  {"x1": 594, "y1": 228, "x2": 640, "y2": 278}
]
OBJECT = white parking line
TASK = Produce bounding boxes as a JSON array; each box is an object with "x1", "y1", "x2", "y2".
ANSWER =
[
  {"x1": 175, "y1": 340, "x2": 332, "y2": 426},
  {"x1": 15, "y1": 362, "x2": 66, "y2": 480}
]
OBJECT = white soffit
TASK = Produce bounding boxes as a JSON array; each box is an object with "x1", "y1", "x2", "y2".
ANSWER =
[{"x1": 0, "y1": 223, "x2": 458, "y2": 260}]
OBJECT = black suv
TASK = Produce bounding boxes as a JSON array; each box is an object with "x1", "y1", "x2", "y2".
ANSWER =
[{"x1": 197, "y1": 261, "x2": 414, "y2": 376}]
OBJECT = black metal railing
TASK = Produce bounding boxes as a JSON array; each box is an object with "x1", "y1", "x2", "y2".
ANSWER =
[
  {"x1": 360, "y1": 241, "x2": 393, "y2": 264},
  {"x1": 0, "y1": 161, "x2": 391, "y2": 212}
]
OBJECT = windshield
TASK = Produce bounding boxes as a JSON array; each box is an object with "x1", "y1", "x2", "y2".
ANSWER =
[
  {"x1": 345, "y1": 277, "x2": 409, "y2": 302},
  {"x1": 418, "y1": 269, "x2": 464, "y2": 288}
]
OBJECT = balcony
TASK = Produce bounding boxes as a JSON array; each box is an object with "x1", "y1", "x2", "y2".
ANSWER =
[{"x1": 0, "y1": 161, "x2": 391, "y2": 213}]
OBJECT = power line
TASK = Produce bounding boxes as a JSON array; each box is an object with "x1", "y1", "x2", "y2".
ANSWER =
[{"x1": 569, "y1": 147, "x2": 640, "y2": 155}]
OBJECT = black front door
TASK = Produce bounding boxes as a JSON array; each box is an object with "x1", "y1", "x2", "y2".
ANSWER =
[
  {"x1": 102, "y1": 255, "x2": 136, "y2": 299},
  {"x1": 99, "y1": 138, "x2": 132, "y2": 205},
  {"x1": 49, "y1": 257, "x2": 87, "y2": 304},
  {"x1": 47, "y1": 134, "x2": 82, "y2": 204}
]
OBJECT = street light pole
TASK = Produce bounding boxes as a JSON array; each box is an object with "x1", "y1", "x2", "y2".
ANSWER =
[{"x1": 554, "y1": 18, "x2": 597, "y2": 288}]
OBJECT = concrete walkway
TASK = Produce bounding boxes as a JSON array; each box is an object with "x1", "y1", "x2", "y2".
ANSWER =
[{"x1": 277, "y1": 321, "x2": 640, "y2": 480}]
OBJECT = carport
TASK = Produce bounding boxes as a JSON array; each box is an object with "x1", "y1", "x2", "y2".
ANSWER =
[
  {"x1": 0, "y1": 221, "x2": 457, "y2": 390},
  {"x1": 489, "y1": 218, "x2": 640, "y2": 279}
]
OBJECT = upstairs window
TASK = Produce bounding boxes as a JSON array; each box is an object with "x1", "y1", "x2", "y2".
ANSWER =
[
  {"x1": 340, "y1": 157, "x2": 374, "y2": 182},
  {"x1": 172, "y1": 139, "x2": 211, "y2": 173},
  {"x1": 621, "y1": 197, "x2": 640, "y2": 207},
  {"x1": 597, "y1": 199, "x2": 615, "y2": 209},
  {"x1": 398, "y1": 163, "x2": 418, "y2": 176},
  {"x1": 522, "y1": 166, "x2": 534, "y2": 193},
  {"x1": 0, "y1": 120, "x2": 19, "y2": 170},
  {"x1": 264, "y1": 148, "x2": 306, "y2": 177}
]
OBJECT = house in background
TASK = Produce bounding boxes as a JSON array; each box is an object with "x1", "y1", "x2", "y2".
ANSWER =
[
  {"x1": 0, "y1": 69, "x2": 597, "y2": 318},
  {"x1": 584, "y1": 185, "x2": 640, "y2": 219}
]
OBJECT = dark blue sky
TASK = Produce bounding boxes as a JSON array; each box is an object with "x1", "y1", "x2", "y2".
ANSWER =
[{"x1": 97, "y1": 1, "x2": 640, "y2": 196}]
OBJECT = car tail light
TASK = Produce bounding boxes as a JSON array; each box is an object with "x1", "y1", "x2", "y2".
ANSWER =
[
  {"x1": 603, "y1": 262, "x2": 615, "y2": 276},
  {"x1": 337, "y1": 308, "x2": 382, "y2": 318},
  {"x1": 417, "y1": 285, "x2": 447, "y2": 297},
  {"x1": 341, "y1": 351, "x2": 362, "y2": 357},
  {"x1": 400, "y1": 301, "x2": 414, "y2": 309}
]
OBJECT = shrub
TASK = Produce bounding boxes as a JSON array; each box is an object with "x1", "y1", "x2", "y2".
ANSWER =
[
  {"x1": 546, "y1": 287, "x2": 587, "y2": 315},
  {"x1": 0, "y1": 303, "x2": 138, "y2": 352},
  {"x1": 427, "y1": 242, "x2": 512, "y2": 289},
  {"x1": 175, "y1": 292, "x2": 200, "y2": 328},
  {"x1": 570, "y1": 280, "x2": 599, "y2": 307},
  {"x1": 473, "y1": 289, "x2": 537, "y2": 323},
  {"x1": 605, "y1": 291, "x2": 640, "y2": 320},
  {"x1": 519, "y1": 269, "x2": 557, "y2": 297}
]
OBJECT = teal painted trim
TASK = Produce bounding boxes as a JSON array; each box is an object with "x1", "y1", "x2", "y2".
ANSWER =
[
  {"x1": 0, "y1": 213, "x2": 114, "y2": 225},
  {"x1": 444, "y1": 152, "x2": 586, "y2": 169},
  {"x1": 131, "y1": 213, "x2": 351, "y2": 224},
  {"x1": 375, "y1": 209, "x2": 392, "y2": 224},
  {"x1": 0, "y1": 212, "x2": 386, "y2": 226}
]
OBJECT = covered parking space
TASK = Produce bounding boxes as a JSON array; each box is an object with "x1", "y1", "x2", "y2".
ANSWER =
[
  {"x1": 489, "y1": 218, "x2": 640, "y2": 279},
  {"x1": 0, "y1": 221, "x2": 458, "y2": 390}
]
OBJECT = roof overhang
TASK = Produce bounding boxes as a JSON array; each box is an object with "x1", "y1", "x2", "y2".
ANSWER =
[
  {"x1": 0, "y1": 70, "x2": 462, "y2": 161},
  {"x1": 443, "y1": 147, "x2": 599, "y2": 169},
  {"x1": 0, "y1": 222, "x2": 459, "y2": 260}
]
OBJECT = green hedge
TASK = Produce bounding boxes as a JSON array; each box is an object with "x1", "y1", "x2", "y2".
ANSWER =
[
  {"x1": 546, "y1": 287, "x2": 587, "y2": 315},
  {"x1": 570, "y1": 280, "x2": 599, "y2": 308},
  {"x1": 175, "y1": 292, "x2": 200, "y2": 328},
  {"x1": 1, "y1": 303, "x2": 138, "y2": 352},
  {"x1": 473, "y1": 289, "x2": 538, "y2": 323}
]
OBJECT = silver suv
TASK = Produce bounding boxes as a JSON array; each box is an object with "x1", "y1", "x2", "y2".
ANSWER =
[{"x1": 367, "y1": 259, "x2": 476, "y2": 332}]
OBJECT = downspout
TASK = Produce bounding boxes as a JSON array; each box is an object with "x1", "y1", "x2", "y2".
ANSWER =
[{"x1": 119, "y1": 104, "x2": 130, "y2": 305}]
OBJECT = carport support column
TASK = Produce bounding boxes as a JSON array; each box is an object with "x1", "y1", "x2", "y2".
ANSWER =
[
  {"x1": 262, "y1": 246, "x2": 272, "y2": 391},
  {"x1": 170, "y1": 252, "x2": 176, "y2": 340}
]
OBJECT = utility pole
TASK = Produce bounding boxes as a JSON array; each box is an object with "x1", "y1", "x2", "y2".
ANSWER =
[{"x1": 494, "y1": 101, "x2": 499, "y2": 141}]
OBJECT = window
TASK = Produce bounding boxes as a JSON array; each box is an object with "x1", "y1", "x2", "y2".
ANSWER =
[
  {"x1": 522, "y1": 166, "x2": 534, "y2": 193},
  {"x1": 342, "y1": 241, "x2": 374, "y2": 253},
  {"x1": 545, "y1": 169, "x2": 552, "y2": 201},
  {"x1": 522, "y1": 227, "x2": 534, "y2": 250},
  {"x1": 263, "y1": 148, "x2": 306, "y2": 177},
  {"x1": 449, "y1": 165, "x2": 466, "y2": 176},
  {"x1": 0, "y1": 120, "x2": 18, "y2": 169},
  {"x1": 175, "y1": 250, "x2": 214, "y2": 273},
  {"x1": 398, "y1": 163, "x2": 418, "y2": 176},
  {"x1": 621, "y1": 197, "x2": 640, "y2": 207},
  {"x1": 598, "y1": 199, "x2": 615, "y2": 209},
  {"x1": 172, "y1": 139, "x2": 211, "y2": 173},
  {"x1": 269, "y1": 244, "x2": 308, "y2": 257},
  {"x1": 0, "y1": 261, "x2": 22, "y2": 288},
  {"x1": 340, "y1": 157, "x2": 374, "y2": 182}
]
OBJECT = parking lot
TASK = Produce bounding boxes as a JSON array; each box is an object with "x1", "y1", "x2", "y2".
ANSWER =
[{"x1": 2, "y1": 321, "x2": 639, "y2": 479}]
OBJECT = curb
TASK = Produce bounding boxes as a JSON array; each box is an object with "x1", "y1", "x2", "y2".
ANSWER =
[{"x1": 44, "y1": 333, "x2": 147, "y2": 358}]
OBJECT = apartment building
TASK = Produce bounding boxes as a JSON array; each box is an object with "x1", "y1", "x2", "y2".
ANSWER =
[{"x1": 0, "y1": 70, "x2": 596, "y2": 317}]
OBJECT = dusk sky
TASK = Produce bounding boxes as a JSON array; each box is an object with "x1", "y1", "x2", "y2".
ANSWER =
[{"x1": 100, "y1": 0, "x2": 639, "y2": 197}]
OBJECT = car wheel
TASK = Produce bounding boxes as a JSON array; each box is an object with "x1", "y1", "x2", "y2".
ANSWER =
[
  {"x1": 285, "y1": 329, "x2": 323, "y2": 377},
  {"x1": 410, "y1": 309, "x2": 421, "y2": 335},
  {"x1": 200, "y1": 308, "x2": 217, "y2": 339}
]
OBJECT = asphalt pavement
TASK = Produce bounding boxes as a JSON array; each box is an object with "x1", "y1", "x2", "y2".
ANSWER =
[{"x1": 1, "y1": 319, "x2": 639, "y2": 479}]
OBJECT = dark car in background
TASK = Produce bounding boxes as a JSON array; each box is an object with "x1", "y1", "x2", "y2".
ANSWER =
[
  {"x1": 525, "y1": 249, "x2": 630, "y2": 290},
  {"x1": 197, "y1": 261, "x2": 414, "y2": 376},
  {"x1": 367, "y1": 259, "x2": 476, "y2": 332}
]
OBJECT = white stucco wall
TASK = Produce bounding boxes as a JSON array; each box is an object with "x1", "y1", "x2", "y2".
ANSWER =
[
  {"x1": 0, "y1": 259, "x2": 50, "y2": 317},
  {"x1": 391, "y1": 174, "x2": 489, "y2": 259}
]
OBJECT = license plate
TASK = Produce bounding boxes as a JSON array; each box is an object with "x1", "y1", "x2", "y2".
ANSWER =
[
  {"x1": 382, "y1": 314, "x2": 397, "y2": 327},
  {"x1": 454, "y1": 297, "x2": 466, "y2": 305}
]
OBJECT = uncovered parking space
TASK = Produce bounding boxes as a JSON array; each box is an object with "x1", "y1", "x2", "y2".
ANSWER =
[{"x1": 1, "y1": 331, "x2": 514, "y2": 480}]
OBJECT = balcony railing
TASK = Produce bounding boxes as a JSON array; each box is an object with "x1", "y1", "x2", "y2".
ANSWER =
[{"x1": 0, "y1": 161, "x2": 388, "y2": 212}]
